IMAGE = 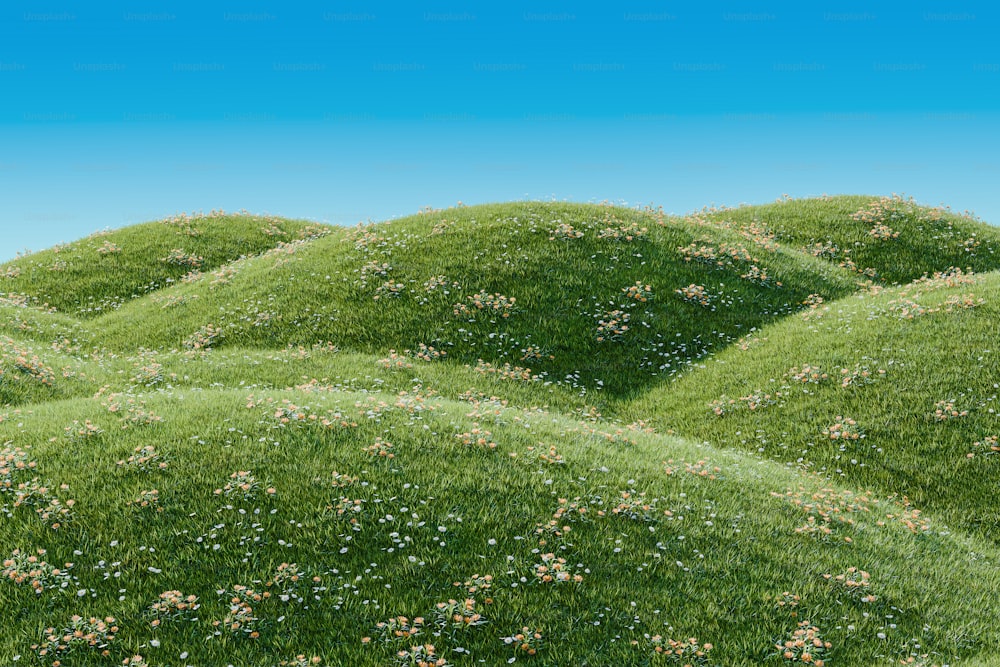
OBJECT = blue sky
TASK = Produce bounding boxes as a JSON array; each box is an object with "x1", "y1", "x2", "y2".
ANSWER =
[{"x1": 1, "y1": 1, "x2": 998, "y2": 259}]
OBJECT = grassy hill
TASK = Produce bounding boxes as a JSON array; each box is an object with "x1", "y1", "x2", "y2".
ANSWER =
[
  {"x1": 0, "y1": 212, "x2": 322, "y2": 316},
  {"x1": 626, "y1": 269, "x2": 1000, "y2": 545},
  {"x1": 702, "y1": 194, "x2": 999, "y2": 285},
  {"x1": 3, "y1": 196, "x2": 1000, "y2": 666},
  {"x1": 73, "y1": 201, "x2": 866, "y2": 399}
]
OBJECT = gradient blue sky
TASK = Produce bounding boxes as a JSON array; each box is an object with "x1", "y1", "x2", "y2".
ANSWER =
[{"x1": 1, "y1": 1, "x2": 998, "y2": 259}]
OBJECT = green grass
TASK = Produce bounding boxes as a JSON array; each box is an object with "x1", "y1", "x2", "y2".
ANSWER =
[
  {"x1": 0, "y1": 213, "x2": 321, "y2": 316},
  {"x1": 1, "y1": 198, "x2": 1000, "y2": 666},
  {"x1": 26, "y1": 202, "x2": 864, "y2": 399},
  {"x1": 625, "y1": 270, "x2": 1000, "y2": 545},
  {"x1": 704, "y1": 194, "x2": 1000, "y2": 284}
]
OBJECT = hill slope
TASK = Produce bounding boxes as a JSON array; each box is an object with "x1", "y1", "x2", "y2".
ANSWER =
[
  {"x1": 2, "y1": 387, "x2": 1000, "y2": 666},
  {"x1": 626, "y1": 269, "x2": 1000, "y2": 544}
]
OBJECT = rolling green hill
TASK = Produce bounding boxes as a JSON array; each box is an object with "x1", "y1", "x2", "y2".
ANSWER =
[
  {"x1": 0, "y1": 212, "x2": 322, "y2": 316},
  {"x1": 625, "y1": 269, "x2": 1000, "y2": 545},
  {"x1": 2, "y1": 196, "x2": 1000, "y2": 666}
]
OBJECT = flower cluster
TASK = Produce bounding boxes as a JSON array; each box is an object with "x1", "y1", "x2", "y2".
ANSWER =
[
  {"x1": 375, "y1": 281, "x2": 406, "y2": 300},
  {"x1": 1, "y1": 443, "x2": 37, "y2": 490},
  {"x1": 598, "y1": 222, "x2": 647, "y2": 241},
  {"x1": 644, "y1": 636, "x2": 713, "y2": 663},
  {"x1": 932, "y1": 400, "x2": 968, "y2": 422},
  {"x1": 775, "y1": 591, "x2": 801, "y2": 612},
  {"x1": 456, "y1": 425, "x2": 497, "y2": 450},
  {"x1": 809, "y1": 241, "x2": 840, "y2": 259},
  {"x1": 678, "y1": 242, "x2": 719, "y2": 265},
  {"x1": 297, "y1": 223, "x2": 332, "y2": 240},
  {"x1": 359, "y1": 260, "x2": 392, "y2": 286},
  {"x1": 622, "y1": 281, "x2": 654, "y2": 302},
  {"x1": 454, "y1": 291, "x2": 518, "y2": 318},
  {"x1": 363, "y1": 437, "x2": 395, "y2": 459},
  {"x1": 850, "y1": 194, "x2": 913, "y2": 223},
  {"x1": 132, "y1": 488, "x2": 161, "y2": 511},
  {"x1": 549, "y1": 222, "x2": 585, "y2": 240},
  {"x1": 454, "y1": 573, "x2": 493, "y2": 598},
  {"x1": 596, "y1": 309, "x2": 630, "y2": 342},
  {"x1": 161, "y1": 249, "x2": 204, "y2": 268},
  {"x1": 214, "y1": 470, "x2": 275, "y2": 501},
  {"x1": 822, "y1": 567, "x2": 875, "y2": 602},
  {"x1": 822, "y1": 416, "x2": 863, "y2": 441},
  {"x1": 267, "y1": 562, "x2": 323, "y2": 603},
  {"x1": 709, "y1": 390, "x2": 784, "y2": 415},
  {"x1": 887, "y1": 298, "x2": 931, "y2": 319},
  {"x1": 610, "y1": 490, "x2": 658, "y2": 522},
  {"x1": 374, "y1": 616, "x2": 426, "y2": 644},
  {"x1": 664, "y1": 459, "x2": 722, "y2": 480},
  {"x1": 431, "y1": 219, "x2": 452, "y2": 235},
  {"x1": 3, "y1": 343, "x2": 56, "y2": 386},
  {"x1": 215, "y1": 585, "x2": 269, "y2": 638},
  {"x1": 942, "y1": 293, "x2": 984, "y2": 311},
  {"x1": 378, "y1": 350, "x2": 414, "y2": 370},
  {"x1": 328, "y1": 496, "x2": 364, "y2": 526},
  {"x1": 741, "y1": 264, "x2": 782, "y2": 287},
  {"x1": 433, "y1": 597, "x2": 486, "y2": 629},
  {"x1": 869, "y1": 223, "x2": 900, "y2": 240},
  {"x1": 261, "y1": 221, "x2": 286, "y2": 237},
  {"x1": 10, "y1": 478, "x2": 75, "y2": 529},
  {"x1": 348, "y1": 229, "x2": 388, "y2": 252},
  {"x1": 210, "y1": 266, "x2": 238, "y2": 287},
  {"x1": 970, "y1": 435, "x2": 1000, "y2": 458},
  {"x1": 116, "y1": 445, "x2": 167, "y2": 472},
  {"x1": 63, "y1": 419, "x2": 104, "y2": 442},
  {"x1": 524, "y1": 444, "x2": 564, "y2": 465},
  {"x1": 739, "y1": 221, "x2": 780, "y2": 251},
  {"x1": 676, "y1": 283, "x2": 715, "y2": 307},
  {"x1": 776, "y1": 621, "x2": 831, "y2": 665},
  {"x1": 279, "y1": 656, "x2": 322, "y2": 667},
  {"x1": 329, "y1": 470, "x2": 359, "y2": 488},
  {"x1": 422, "y1": 275, "x2": 459, "y2": 293},
  {"x1": 183, "y1": 323, "x2": 223, "y2": 350},
  {"x1": 910, "y1": 266, "x2": 976, "y2": 289},
  {"x1": 473, "y1": 360, "x2": 541, "y2": 382},
  {"x1": 103, "y1": 393, "x2": 163, "y2": 428},
  {"x1": 2, "y1": 548, "x2": 74, "y2": 594},
  {"x1": 149, "y1": 590, "x2": 200, "y2": 625},
  {"x1": 532, "y1": 553, "x2": 582, "y2": 584},
  {"x1": 802, "y1": 294, "x2": 825, "y2": 313},
  {"x1": 96, "y1": 241, "x2": 122, "y2": 255},
  {"x1": 394, "y1": 644, "x2": 450, "y2": 667},
  {"x1": 415, "y1": 344, "x2": 447, "y2": 361},
  {"x1": 503, "y1": 628, "x2": 544, "y2": 656},
  {"x1": 787, "y1": 365, "x2": 829, "y2": 384},
  {"x1": 132, "y1": 360, "x2": 165, "y2": 386},
  {"x1": 839, "y1": 365, "x2": 885, "y2": 388},
  {"x1": 31, "y1": 615, "x2": 118, "y2": 660}
]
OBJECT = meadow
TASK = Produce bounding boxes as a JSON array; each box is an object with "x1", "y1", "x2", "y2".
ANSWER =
[{"x1": 2, "y1": 195, "x2": 999, "y2": 666}]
